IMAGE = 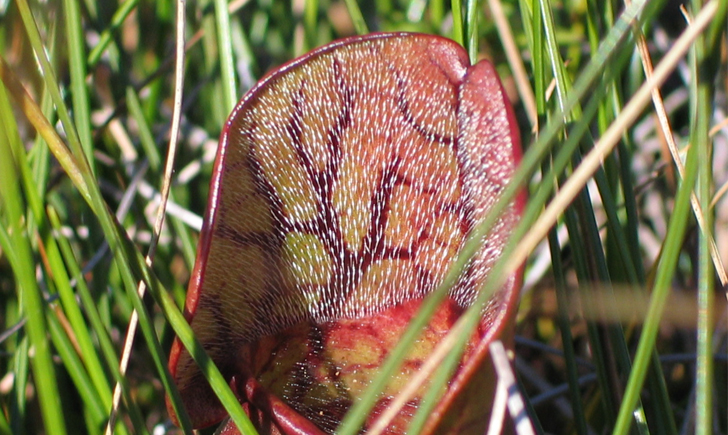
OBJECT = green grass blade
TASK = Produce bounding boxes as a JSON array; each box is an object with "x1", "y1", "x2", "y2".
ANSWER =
[
  {"x1": 87, "y1": 0, "x2": 140, "y2": 67},
  {"x1": 0, "y1": 80, "x2": 68, "y2": 435},
  {"x1": 451, "y1": 0, "x2": 464, "y2": 45},
  {"x1": 612, "y1": 126, "x2": 698, "y2": 435},
  {"x1": 343, "y1": 0, "x2": 369, "y2": 34},
  {"x1": 215, "y1": 0, "x2": 238, "y2": 112},
  {"x1": 47, "y1": 207, "x2": 148, "y2": 434},
  {"x1": 0, "y1": 399, "x2": 10, "y2": 435},
  {"x1": 62, "y1": 0, "x2": 94, "y2": 175},
  {"x1": 548, "y1": 222, "x2": 589, "y2": 435},
  {"x1": 463, "y1": 0, "x2": 477, "y2": 61},
  {"x1": 44, "y1": 225, "x2": 114, "y2": 409},
  {"x1": 9, "y1": 336, "x2": 30, "y2": 435},
  {"x1": 46, "y1": 311, "x2": 109, "y2": 432},
  {"x1": 304, "y1": 0, "x2": 320, "y2": 49},
  {"x1": 126, "y1": 87, "x2": 162, "y2": 172},
  {"x1": 690, "y1": 1, "x2": 716, "y2": 432},
  {"x1": 15, "y1": 0, "x2": 94, "y2": 185}
]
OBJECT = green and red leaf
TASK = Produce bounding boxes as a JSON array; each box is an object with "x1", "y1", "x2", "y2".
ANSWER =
[{"x1": 168, "y1": 32, "x2": 524, "y2": 435}]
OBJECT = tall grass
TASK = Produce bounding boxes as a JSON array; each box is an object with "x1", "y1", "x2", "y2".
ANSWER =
[{"x1": 0, "y1": 0, "x2": 726, "y2": 434}]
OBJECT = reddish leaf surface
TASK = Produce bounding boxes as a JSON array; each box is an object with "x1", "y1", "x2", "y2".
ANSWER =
[{"x1": 168, "y1": 32, "x2": 524, "y2": 435}]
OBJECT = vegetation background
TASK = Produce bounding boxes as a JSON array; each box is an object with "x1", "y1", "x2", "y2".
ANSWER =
[{"x1": 0, "y1": 0, "x2": 726, "y2": 434}]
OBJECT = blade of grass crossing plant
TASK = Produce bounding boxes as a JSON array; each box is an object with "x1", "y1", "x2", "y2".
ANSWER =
[
  {"x1": 406, "y1": 336, "x2": 466, "y2": 435},
  {"x1": 110, "y1": 245, "x2": 188, "y2": 435},
  {"x1": 368, "y1": 321, "x2": 469, "y2": 435},
  {"x1": 337, "y1": 264, "x2": 456, "y2": 435},
  {"x1": 0, "y1": 84, "x2": 68, "y2": 435},
  {"x1": 215, "y1": 0, "x2": 238, "y2": 112},
  {"x1": 430, "y1": 192, "x2": 568, "y2": 430},
  {"x1": 689, "y1": 2, "x2": 715, "y2": 430},
  {"x1": 137, "y1": 249, "x2": 260, "y2": 434},
  {"x1": 62, "y1": 0, "x2": 94, "y2": 175},
  {"x1": 390, "y1": 66, "x2": 625, "y2": 432}
]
